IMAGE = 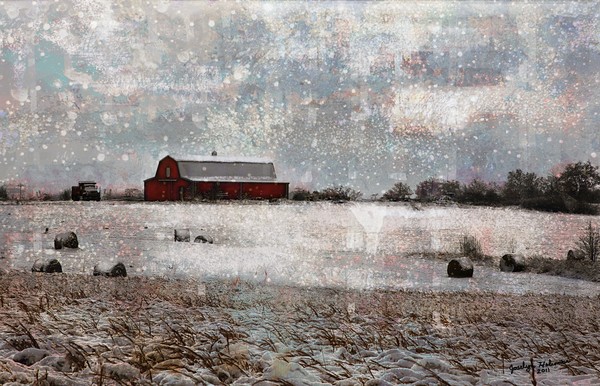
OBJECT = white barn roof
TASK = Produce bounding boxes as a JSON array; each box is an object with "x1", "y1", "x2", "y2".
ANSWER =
[
  {"x1": 173, "y1": 155, "x2": 273, "y2": 163},
  {"x1": 170, "y1": 155, "x2": 278, "y2": 182}
]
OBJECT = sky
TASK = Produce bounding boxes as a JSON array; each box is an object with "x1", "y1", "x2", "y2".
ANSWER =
[{"x1": 0, "y1": 0, "x2": 599, "y2": 196}]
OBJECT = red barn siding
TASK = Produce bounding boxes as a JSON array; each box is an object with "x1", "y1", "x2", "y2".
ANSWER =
[
  {"x1": 144, "y1": 179, "x2": 189, "y2": 201},
  {"x1": 192, "y1": 181, "x2": 289, "y2": 200},
  {"x1": 242, "y1": 182, "x2": 288, "y2": 199}
]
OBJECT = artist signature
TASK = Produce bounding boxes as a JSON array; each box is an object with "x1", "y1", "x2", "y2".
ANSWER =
[{"x1": 509, "y1": 359, "x2": 568, "y2": 374}]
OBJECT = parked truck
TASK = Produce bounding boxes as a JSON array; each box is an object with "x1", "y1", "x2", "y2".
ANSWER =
[{"x1": 72, "y1": 181, "x2": 101, "y2": 201}]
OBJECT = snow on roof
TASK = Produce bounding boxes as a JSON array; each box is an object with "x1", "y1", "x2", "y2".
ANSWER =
[
  {"x1": 170, "y1": 155, "x2": 274, "y2": 164},
  {"x1": 180, "y1": 176, "x2": 279, "y2": 182}
]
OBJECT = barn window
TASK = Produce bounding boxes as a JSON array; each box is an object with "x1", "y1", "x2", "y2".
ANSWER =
[{"x1": 166, "y1": 167, "x2": 171, "y2": 177}]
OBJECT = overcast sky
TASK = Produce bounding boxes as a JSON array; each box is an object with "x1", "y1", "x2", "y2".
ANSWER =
[{"x1": 0, "y1": 1, "x2": 598, "y2": 195}]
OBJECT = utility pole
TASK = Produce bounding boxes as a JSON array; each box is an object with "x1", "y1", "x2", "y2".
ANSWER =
[{"x1": 17, "y1": 183, "x2": 23, "y2": 201}]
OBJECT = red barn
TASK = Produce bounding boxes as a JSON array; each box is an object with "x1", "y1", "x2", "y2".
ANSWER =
[{"x1": 144, "y1": 155, "x2": 289, "y2": 201}]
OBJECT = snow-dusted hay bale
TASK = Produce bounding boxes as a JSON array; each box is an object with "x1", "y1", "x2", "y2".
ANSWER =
[
  {"x1": 38, "y1": 355, "x2": 71, "y2": 372},
  {"x1": 194, "y1": 233, "x2": 214, "y2": 244},
  {"x1": 101, "y1": 363, "x2": 140, "y2": 382},
  {"x1": 54, "y1": 232, "x2": 78, "y2": 249},
  {"x1": 447, "y1": 257, "x2": 474, "y2": 278},
  {"x1": 567, "y1": 249, "x2": 586, "y2": 261},
  {"x1": 174, "y1": 229, "x2": 190, "y2": 242},
  {"x1": 93, "y1": 262, "x2": 127, "y2": 277},
  {"x1": 499, "y1": 253, "x2": 526, "y2": 272},
  {"x1": 13, "y1": 348, "x2": 50, "y2": 366},
  {"x1": 31, "y1": 258, "x2": 62, "y2": 273}
]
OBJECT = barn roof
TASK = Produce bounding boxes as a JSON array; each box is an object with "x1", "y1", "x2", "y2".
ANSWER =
[
  {"x1": 172, "y1": 155, "x2": 273, "y2": 163},
  {"x1": 170, "y1": 155, "x2": 278, "y2": 182}
]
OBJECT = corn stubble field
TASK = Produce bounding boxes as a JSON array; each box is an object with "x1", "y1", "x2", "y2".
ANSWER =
[
  {"x1": 0, "y1": 271, "x2": 599, "y2": 385},
  {"x1": 1, "y1": 202, "x2": 600, "y2": 385}
]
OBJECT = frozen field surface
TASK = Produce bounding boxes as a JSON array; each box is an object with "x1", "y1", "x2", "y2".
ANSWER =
[{"x1": 1, "y1": 201, "x2": 600, "y2": 296}]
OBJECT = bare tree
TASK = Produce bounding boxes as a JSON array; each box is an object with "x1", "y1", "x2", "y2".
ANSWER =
[{"x1": 576, "y1": 221, "x2": 600, "y2": 262}]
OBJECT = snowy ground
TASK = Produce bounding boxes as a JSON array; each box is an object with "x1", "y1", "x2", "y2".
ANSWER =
[
  {"x1": 1, "y1": 201, "x2": 600, "y2": 384},
  {"x1": 1, "y1": 201, "x2": 598, "y2": 293}
]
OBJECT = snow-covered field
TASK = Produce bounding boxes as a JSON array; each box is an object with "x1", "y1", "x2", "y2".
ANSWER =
[
  {"x1": 1, "y1": 201, "x2": 600, "y2": 384},
  {"x1": 1, "y1": 201, "x2": 599, "y2": 295}
]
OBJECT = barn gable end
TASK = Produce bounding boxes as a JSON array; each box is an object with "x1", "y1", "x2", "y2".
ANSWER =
[{"x1": 154, "y1": 156, "x2": 180, "y2": 180}]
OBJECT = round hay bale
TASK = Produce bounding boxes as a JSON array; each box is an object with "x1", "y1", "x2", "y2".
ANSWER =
[
  {"x1": 32, "y1": 258, "x2": 62, "y2": 273},
  {"x1": 38, "y1": 355, "x2": 71, "y2": 372},
  {"x1": 54, "y1": 232, "x2": 78, "y2": 249},
  {"x1": 93, "y1": 262, "x2": 127, "y2": 277},
  {"x1": 194, "y1": 234, "x2": 214, "y2": 244},
  {"x1": 101, "y1": 363, "x2": 140, "y2": 382},
  {"x1": 499, "y1": 253, "x2": 526, "y2": 272},
  {"x1": 13, "y1": 348, "x2": 50, "y2": 366},
  {"x1": 447, "y1": 257, "x2": 474, "y2": 278},
  {"x1": 567, "y1": 249, "x2": 586, "y2": 261},
  {"x1": 174, "y1": 229, "x2": 190, "y2": 242}
]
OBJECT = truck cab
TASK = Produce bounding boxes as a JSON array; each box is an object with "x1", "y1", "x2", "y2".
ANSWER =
[{"x1": 72, "y1": 181, "x2": 101, "y2": 201}]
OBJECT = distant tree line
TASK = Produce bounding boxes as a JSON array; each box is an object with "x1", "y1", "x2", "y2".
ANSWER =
[
  {"x1": 291, "y1": 185, "x2": 364, "y2": 202},
  {"x1": 292, "y1": 161, "x2": 600, "y2": 214},
  {"x1": 383, "y1": 161, "x2": 600, "y2": 214}
]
